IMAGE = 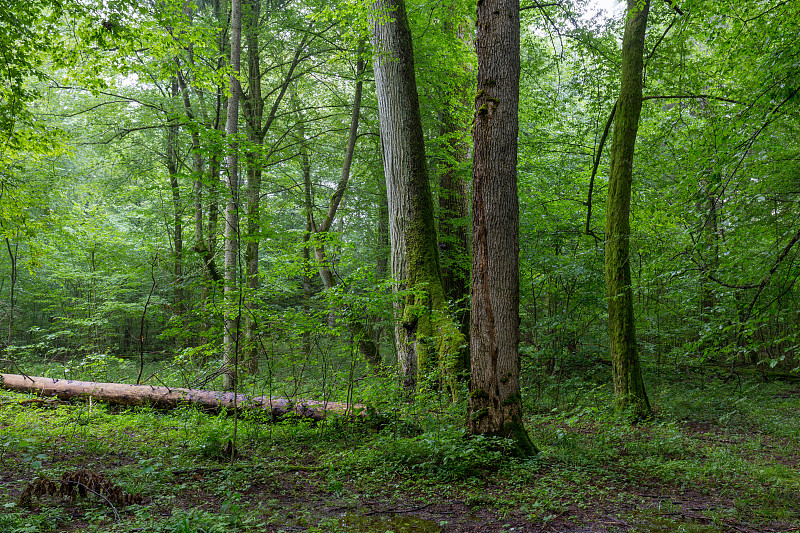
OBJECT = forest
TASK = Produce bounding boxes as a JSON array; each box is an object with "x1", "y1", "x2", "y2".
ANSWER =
[{"x1": 0, "y1": 0, "x2": 799, "y2": 531}]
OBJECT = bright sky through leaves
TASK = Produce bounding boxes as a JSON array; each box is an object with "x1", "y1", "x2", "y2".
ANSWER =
[{"x1": 587, "y1": 0, "x2": 624, "y2": 19}]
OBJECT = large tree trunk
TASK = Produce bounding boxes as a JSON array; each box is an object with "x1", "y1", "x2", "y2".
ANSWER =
[
  {"x1": 467, "y1": 0, "x2": 536, "y2": 457},
  {"x1": 223, "y1": 0, "x2": 243, "y2": 391},
  {"x1": 370, "y1": 0, "x2": 465, "y2": 394},
  {"x1": 605, "y1": 0, "x2": 652, "y2": 419},
  {"x1": 0, "y1": 374, "x2": 363, "y2": 421}
]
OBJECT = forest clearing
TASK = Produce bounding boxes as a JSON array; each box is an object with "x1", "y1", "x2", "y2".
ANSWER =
[{"x1": 1, "y1": 0, "x2": 799, "y2": 530}]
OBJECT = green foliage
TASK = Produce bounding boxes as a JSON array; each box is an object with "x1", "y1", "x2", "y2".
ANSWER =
[
  {"x1": 1, "y1": 368, "x2": 799, "y2": 530},
  {"x1": 328, "y1": 422, "x2": 518, "y2": 482},
  {"x1": 0, "y1": 6, "x2": 797, "y2": 531}
]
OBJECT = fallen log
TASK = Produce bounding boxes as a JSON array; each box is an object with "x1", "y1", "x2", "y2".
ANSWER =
[{"x1": 0, "y1": 373, "x2": 365, "y2": 421}]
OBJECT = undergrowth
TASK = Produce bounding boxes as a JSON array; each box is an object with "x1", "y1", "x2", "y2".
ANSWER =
[{"x1": 0, "y1": 366, "x2": 798, "y2": 532}]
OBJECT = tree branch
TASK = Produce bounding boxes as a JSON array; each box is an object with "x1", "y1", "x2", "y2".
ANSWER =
[{"x1": 585, "y1": 101, "x2": 616, "y2": 236}]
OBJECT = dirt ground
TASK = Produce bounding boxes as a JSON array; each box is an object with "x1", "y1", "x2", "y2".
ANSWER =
[{"x1": 5, "y1": 447, "x2": 796, "y2": 533}]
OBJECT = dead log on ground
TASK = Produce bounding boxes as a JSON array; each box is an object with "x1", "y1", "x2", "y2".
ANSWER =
[{"x1": 0, "y1": 373, "x2": 365, "y2": 421}]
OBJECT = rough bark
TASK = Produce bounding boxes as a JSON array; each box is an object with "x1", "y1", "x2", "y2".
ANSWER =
[
  {"x1": 0, "y1": 374, "x2": 364, "y2": 421},
  {"x1": 223, "y1": 0, "x2": 243, "y2": 391},
  {"x1": 605, "y1": 0, "x2": 652, "y2": 419},
  {"x1": 371, "y1": 0, "x2": 466, "y2": 394},
  {"x1": 467, "y1": 0, "x2": 536, "y2": 456}
]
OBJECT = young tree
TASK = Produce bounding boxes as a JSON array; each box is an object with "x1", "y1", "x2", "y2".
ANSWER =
[
  {"x1": 242, "y1": 0, "x2": 263, "y2": 373},
  {"x1": 467, "y1": 0, "x2": 536, "y2": 456},
  {"x1": 166, "y1": 78, "x2": 184, "y2": 318},
  {"x1": 605, "y1": 0, "x2": 651, "y2": 418},
  {"x1": 223, "y1": 0, "x2": 243, "y2": 390},
  {"x1": 435, "y1": 8, "x2": 473, "y2": 373}
]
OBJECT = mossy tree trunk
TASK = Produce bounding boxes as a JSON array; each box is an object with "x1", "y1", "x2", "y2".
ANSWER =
[
  {"x1": 605, "y1": 0, "x2": 652, "y2": 419},
  {"x1": 370, "y1": 0, "x2": 466, "y2": 394},
  {"x1": 467, "y1": 0, "x2": 536, "y2": 456}
]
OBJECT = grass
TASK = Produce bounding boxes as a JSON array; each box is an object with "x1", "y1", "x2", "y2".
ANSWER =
[{"x1": 0, "y1": 363, "x2": 799, "y2": 532}]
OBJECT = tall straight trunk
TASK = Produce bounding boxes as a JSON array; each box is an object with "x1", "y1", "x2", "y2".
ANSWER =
[
  {"x1": 167, "y1": 77, "x2": 183, "y2": 317},
  {"x1": 605, "y1": 0, "x2": 651, "y2": 418},
  {"x1": 243, "y1": 0, "x2": 263, "y2": 374},
  {"x1": 467, "y1": 0, "x2": 535, "y2": 456},
  {"x1": 370, "y1": 0, "x2": 465, "y2": 393},
  {"x1": 223, "y1": 0, "x2": 242, "y2": 390},
  {"x1": 301, "y1": 140, "x2": 314, "y2": 358}
]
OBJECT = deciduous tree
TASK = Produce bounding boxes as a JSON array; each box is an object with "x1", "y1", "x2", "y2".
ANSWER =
[
  {"x1": 370, "y1": 0, "x2": 465, "y2": 393},
  {"x1": 605, "y1": 0, "x2": 651, "y2": 418},
  {"x1": 467, "y1": 0, "x2": 536, "y2": 456}
]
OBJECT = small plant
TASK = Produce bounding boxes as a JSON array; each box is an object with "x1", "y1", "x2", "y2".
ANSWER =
[{"x1": 331, "y1": 424, "x2": 517, "y2": 482}]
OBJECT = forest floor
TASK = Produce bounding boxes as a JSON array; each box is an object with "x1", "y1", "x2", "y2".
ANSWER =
[{"x1": 1, "y1": 368, "x2": 799, "y2": 532}]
